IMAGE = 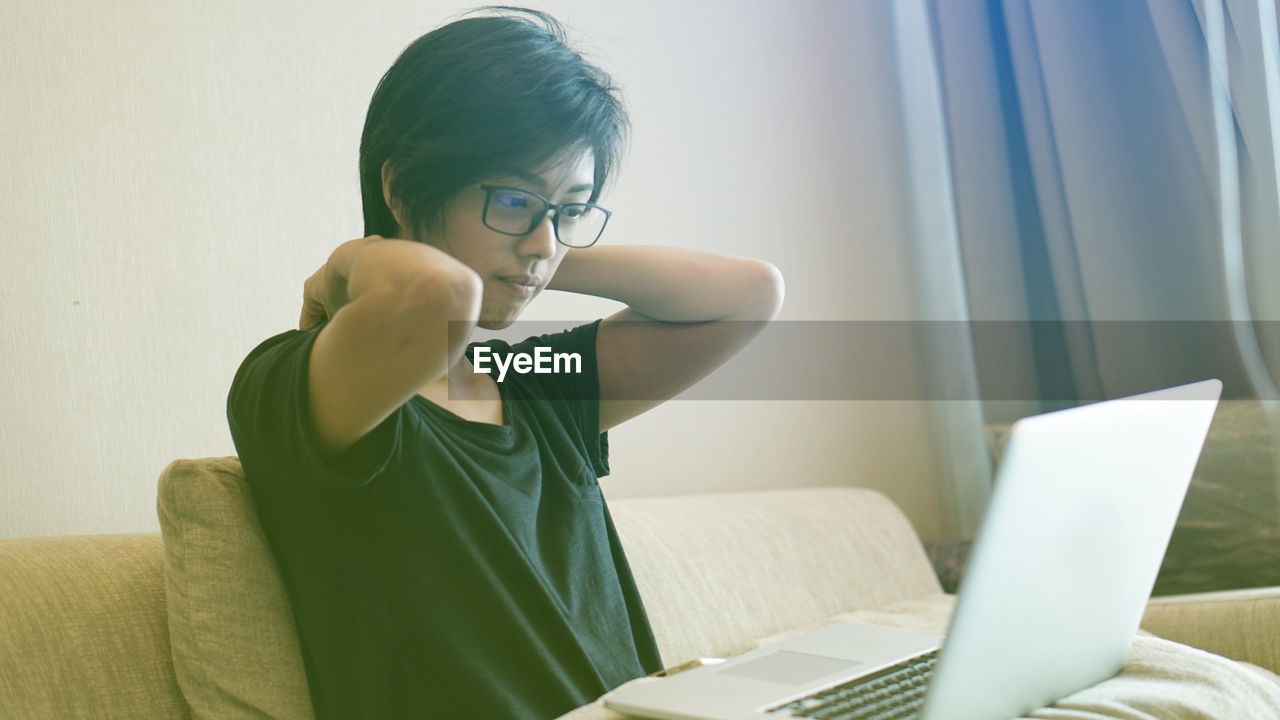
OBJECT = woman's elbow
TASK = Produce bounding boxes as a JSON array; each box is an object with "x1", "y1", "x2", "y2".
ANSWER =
[{"x1": 740, "y1": 259, "x2": 785, "y2": 321}]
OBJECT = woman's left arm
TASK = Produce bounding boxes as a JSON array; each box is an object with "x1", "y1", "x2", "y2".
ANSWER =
[{"x1": 547, "y1": 245, "x2": 784, "y2": 431}]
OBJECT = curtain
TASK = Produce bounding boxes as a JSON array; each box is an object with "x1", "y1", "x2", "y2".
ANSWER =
[{"x1": 894, "y1": 0, "x2": 1280, "y2": 557}]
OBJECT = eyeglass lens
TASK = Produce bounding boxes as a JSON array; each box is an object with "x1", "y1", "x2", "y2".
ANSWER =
[{"x1": 484, "y1": 188, "x2": 608, "y2": 247}]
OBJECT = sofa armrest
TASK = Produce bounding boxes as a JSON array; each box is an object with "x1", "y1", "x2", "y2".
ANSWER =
[
  {"x1": 1142, "y1": 586, "x2": 1280, "y2": 674},
  {"x1": 0, "y1": 533, "x2": 190, "y2": 719}
]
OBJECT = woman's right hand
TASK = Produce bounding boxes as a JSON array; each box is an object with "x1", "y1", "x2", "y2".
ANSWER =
[
  {"x1": 299, "y1": 235, "x2": 385, "y2": 331},
  {"x1": 297, "y1": 234, "x2": 484, "y2": 456}
]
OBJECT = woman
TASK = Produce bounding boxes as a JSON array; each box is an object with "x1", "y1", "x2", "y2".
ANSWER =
[{"x1": 228, "y1": 8, "x2": 783, "y2": 718}]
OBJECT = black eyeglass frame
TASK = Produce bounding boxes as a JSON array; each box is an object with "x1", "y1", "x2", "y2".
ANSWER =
[{"x1": 476, "y1": 184, "x2": 612, "y2": 249}]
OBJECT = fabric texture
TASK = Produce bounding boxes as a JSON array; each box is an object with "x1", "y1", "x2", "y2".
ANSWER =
[
  {"x1": 157, "y1": 456, "x2": 314, "y2": 720},
  {"x1": 6, "y1": 476, "x2": 1278, "y2": 719},
  {"x1": 153, "y1": 465, "x2": 940, "y2": 719},
  {"x1": 563, "y1": 595, "x2": 1280, "y2": 720},
  {"x1": 606, "y1": 487, "x2": 943, "y2": 666},
  {"x1": 1143, "y1": 586, "x2": 1280, "y2": 675},
  {"x1": 0, "y1": 533, "x2": 190, "y2": 720},
  {"x1": 225, "y1": 320, "x2": 660, "y2": 720}
]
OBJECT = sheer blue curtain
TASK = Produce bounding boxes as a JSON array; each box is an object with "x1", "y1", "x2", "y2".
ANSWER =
[{"x1": 893, "y1": 0, "x2": 1280, "y2": 542}]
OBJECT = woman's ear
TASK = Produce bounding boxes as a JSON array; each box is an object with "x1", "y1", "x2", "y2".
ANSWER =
[{"x1": 380, "y1": 160, "x2": 409, "y2": 238}]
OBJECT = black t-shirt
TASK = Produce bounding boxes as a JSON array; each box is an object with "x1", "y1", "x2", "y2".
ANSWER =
[{"x1": 226, "y1": 320, "x2": 663, "y2": 719}]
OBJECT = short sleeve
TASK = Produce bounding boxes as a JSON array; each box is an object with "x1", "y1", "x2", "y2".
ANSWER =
[
  {"x1": 227, "y1": 324, "x2": 401, "y2": 491},
  {"x1": 472, "y1": 320, "x2": 609, "y2": 477}
]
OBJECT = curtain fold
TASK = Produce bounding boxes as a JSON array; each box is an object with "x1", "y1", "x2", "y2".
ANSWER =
[
  {"x1": 928, "y1": 0, "x2": 1278, "y2": 418},
  {"x1": 900, "y1": 0, "x2": 1280, "y2": 541},
  {"x1": 889, "y1": 0, "x2": 994, "y2": 538}
]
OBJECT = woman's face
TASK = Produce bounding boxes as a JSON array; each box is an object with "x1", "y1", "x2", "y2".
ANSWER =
[{"x1": 424, "y1": 150, "x2": 596, "y2": 330}]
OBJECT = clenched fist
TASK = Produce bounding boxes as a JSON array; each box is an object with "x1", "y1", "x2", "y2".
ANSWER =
[{"x1": 298, "y1": 235, "x2": 386, "y2": 330}]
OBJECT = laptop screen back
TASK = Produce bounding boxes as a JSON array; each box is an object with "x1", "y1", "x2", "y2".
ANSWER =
[{"x1": 920, "y1": 379, "x2": 1222, "y2": 720}]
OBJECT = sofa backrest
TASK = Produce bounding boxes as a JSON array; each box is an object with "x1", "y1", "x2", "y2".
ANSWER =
[
  {"x1": 0, "y1": 533, "x2": 189, "y2": 720},
  {"x1": 1, "y1": 458, "x2": 941, "y2": 719},
  {"x1": 608, "y1": 487, "x2": 942, "y2": 664},
  {"x1": 156, "y1": 458, "x2": 939, "y2": 714}
]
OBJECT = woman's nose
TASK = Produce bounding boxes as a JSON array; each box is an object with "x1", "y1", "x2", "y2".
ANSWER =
[{"x1": 516, "y1": 213, "x2": 558, "y2": 259}]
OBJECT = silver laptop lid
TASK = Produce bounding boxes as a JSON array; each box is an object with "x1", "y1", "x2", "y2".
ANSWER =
[{"x1": 920, "y1": 379, "x2": 1222, "y2": 720}]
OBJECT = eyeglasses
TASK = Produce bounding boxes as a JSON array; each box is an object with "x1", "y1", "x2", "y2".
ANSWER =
[{"x1": 477, "y1": 184, "x2": 611, "y2": 249}]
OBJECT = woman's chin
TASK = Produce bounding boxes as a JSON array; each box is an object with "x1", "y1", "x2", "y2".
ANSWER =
[
  {"x1": 476, "y1": 317, "x2": 515, "y2": 331},
  {"x1": 476, "y1": 305, "x2": 523, "y2": 330},
  {"x1": 475, "y1": 291, "x2": 534, "y2": 331}
]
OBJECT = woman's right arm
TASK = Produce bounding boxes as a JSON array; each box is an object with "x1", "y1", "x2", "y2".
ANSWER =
[{"x1": 300, "y1": 235, "x2": 482, "y2": 456}]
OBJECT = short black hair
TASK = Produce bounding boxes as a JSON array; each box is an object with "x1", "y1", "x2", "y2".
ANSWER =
[{"x1": 358, "y1": 7, "x2": 628, "y2": 241}]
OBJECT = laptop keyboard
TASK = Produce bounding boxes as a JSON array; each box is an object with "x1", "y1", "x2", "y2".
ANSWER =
[{"x1": 769, "y1": 648, "x2": 939, "y2": 720}]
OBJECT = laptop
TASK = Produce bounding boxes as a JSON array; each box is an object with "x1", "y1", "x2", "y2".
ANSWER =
[{"x1": 604, "y1": 378, "x2": 1222, "y2": 720}]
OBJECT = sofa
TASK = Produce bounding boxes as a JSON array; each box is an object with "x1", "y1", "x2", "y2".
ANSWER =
[{"x1": 1, "y1": 456, "x2": 1279, "y2": 719}]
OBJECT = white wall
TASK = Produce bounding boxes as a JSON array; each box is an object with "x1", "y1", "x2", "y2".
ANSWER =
[{"x1": 1, "y1": 1, "x2": 946, "y2": 540}]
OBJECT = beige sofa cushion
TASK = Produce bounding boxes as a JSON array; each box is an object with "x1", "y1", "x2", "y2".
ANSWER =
[
  {"x1": 156, "y1": 457, "x2": 314, "y2": 720},
  {"x1": 609, "y1": 487, "x2": 942, "y2": 665},
  {"x1": 0, "y1": 534, "x2": 189, "y2": 720},
  {"x1": 1143, "y1": 586, "x2": 1280, "y2": 674}
]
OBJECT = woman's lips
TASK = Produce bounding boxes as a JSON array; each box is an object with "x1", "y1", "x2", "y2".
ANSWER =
[{"x1": 498, "y1": 275, "x2": 538, "y2": 296}]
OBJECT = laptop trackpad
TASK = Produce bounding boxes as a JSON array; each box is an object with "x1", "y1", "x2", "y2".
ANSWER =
[{"x1": 718, "y1": 651, "x2": 862, "y2": 685}]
